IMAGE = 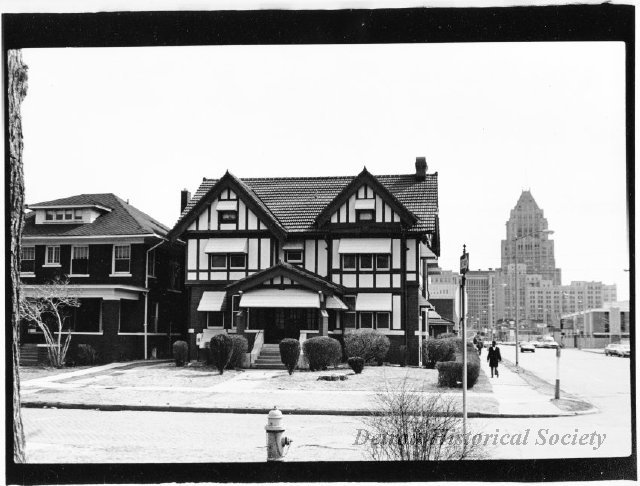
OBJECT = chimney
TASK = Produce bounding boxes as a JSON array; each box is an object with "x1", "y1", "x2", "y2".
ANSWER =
[
  {"x1": 415, "y1": 156, "x2": 427, "y2": 180},
  {"x1": 180, "y1": 189, "x2": 191, "y2": 212}
]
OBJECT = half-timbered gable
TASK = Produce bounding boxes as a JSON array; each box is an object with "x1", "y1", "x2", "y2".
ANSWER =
[{"x1": 170, "y1": 157, "x2": 443, "y2": 365}]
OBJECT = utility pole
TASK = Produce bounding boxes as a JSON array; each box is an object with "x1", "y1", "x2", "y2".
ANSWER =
[{"x1": 459, "y1": 245, "x2": 469, "y2": 444}]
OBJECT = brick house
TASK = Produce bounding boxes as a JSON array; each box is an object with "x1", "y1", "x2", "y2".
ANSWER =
[
  {"x1": 169, "y1": 158, "x2": 440, "y2": 365},
  {"x1": 20, "y1": 193, "x2": 185, "y2": 363}
]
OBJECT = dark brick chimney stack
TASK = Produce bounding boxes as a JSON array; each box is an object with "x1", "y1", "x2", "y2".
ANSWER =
[
  {"x1": 415, "y1": 157, "x2": 427, "y2": 180},
  {"x1": 180, "y1": 189, "x2": 191, "y2": 213}
]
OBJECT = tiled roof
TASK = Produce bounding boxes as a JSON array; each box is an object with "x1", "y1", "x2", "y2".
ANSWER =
[
  {"x1": 24, "y1": 193, "x2": 169, "y2": 238},
  {"x1": 179, "y1": 173, "x2": 438, "y2": 234}
]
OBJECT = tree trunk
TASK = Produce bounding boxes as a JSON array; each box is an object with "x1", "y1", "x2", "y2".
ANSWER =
[{"x1": 9, "y1": 49, "x2": 28, "y2": 463}]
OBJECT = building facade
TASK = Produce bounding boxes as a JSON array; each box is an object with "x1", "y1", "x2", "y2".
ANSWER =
[
  {"x1": 20, "y1": 194, "x2": 185, "y2": 362},
  {"x1": 169, "y1": 158, "x2": 440, "y2": 365}
]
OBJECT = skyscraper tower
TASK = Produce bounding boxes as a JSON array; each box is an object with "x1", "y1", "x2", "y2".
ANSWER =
[{"x1": 501, "y1": 190, "x2": 561, "y2": 285}]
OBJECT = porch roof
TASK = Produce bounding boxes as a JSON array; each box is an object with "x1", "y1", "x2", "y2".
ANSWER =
[{"x1": 239, "y1": 288, "x2": 320, "y2": 308}]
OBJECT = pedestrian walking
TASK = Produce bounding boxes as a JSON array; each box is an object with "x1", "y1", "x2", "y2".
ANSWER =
[
  {"x1": 487, "y1": 340, "x2": 501, "y2": 378},
  {"x1": 476, "y1": 339, "x2": 483, "y2": 356}
]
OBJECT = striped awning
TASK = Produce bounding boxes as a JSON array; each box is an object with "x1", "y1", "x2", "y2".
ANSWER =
[
  {"x1": 203, "y1": 238, "x2": 248, "y2": 254},
  {"x1": 326, "y1": 295, "x2": 348, "y2": 310},
  {"x1": 338, "y1": 238, "x2": 391, "y2": 254},
  {"x1": 216, "y1": 200, "x2": 238, "y2": 211},
  {"x1": 197, "y1": 291, "x2": 227, "y2": 312},
  {"x1": 240, "y1": 288, "x2": 320, "y2": 308},
  {"x1": 356, "y1": 293, "x2": 393, "y2": 312}
]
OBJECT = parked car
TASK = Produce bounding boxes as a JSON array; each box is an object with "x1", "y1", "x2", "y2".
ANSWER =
[
  {"x1": 605, "y1": 343, "x2": 630, "y2": 357},
  {"x1": 519, "y1": 341, "x2": 536, "y2": 353},
  {"x1": 539, "y1": 337, "x2": 559, "y2": 349}
]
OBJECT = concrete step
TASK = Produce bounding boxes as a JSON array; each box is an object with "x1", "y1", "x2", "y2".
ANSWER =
[
  {"x1": 252, "y1": 363, "x2": 284, "y2": 369},
  {"x1": 255, "y1": 357, "x2": 282, "y2": 363}
]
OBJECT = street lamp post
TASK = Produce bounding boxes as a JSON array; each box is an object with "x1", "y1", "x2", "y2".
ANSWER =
[{"x1": 513, "y1": 229, "x2": 554, "y2": 369}]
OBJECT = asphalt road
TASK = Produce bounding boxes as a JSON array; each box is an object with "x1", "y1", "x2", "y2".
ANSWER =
[{"x1": 21, "y1": 349, "x2": 633, "y2": 464}]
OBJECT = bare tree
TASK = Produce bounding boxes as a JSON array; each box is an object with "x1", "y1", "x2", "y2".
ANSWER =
[
  {"x1": 20, "y1": 277, "x2": 80, "y2": 368},
  {"x1": 9, "y1": 48, "x2": 28, "y2": 463},
  {"x1": 359, "y1": 379, "x2": 486, "y2": 461}
]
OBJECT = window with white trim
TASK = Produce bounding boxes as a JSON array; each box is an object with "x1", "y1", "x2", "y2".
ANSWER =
[
  {"x1": 229, "y1": 254, "x2": 247, "y2": 269},
  {"x1": 356, "y1": 209, "x2": 375, "y2": 222},
  {"x1": 376, "y1": 254, "x2": 390, "y2": 270},
  {"x1": 376, "y1": 312, "x2": 390, "y2": 329},
  {"x1": 342, "y1": 254, "x2": 356, "y2": 270},
  {"x1": 43, "y1": 208, "x2": 84, "y2": 223},
  {"x1": 45, "y1": 246, "x2": 60, "y2": 265},
  {"x1": 360, "y1": 312, "x2": 374, "y2": 328},
  {"x1": 360, "y1": 254, "x2": 373, "y2": 270},
  {"x1": 219, "y1": 211, "x2": 237, "y2": 223},
  {"x1": 71, "y1": 246, "x2": 89, "y2": 275},
  {"x1": 20, "y1": 246, "x2": 35, "y2": 273},
  {"x1": 207, "y1": 312, "x2": 224, "y2": 328},
  {"x1": 113, "y1": 245, "x2": 131, "y2": 273},
  {"x1": 210, "y1": 254, "x2": 246, "y2": 270},
  {"x1": 284, "y1": 250, "x2": 303, "y2": 264}
]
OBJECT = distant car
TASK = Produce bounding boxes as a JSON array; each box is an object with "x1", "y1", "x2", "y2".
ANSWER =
[
  {"x1": 519, "y1": 341, "x2": 536, "y2": 353},
  {"x1": 539, "y1": 337, "x2": 559, "y2": 349},
  {"x1": 605, "y1": 343, "x2": 630, "y2": 357}
]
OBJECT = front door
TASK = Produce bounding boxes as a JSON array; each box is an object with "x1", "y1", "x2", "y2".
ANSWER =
[{"x1": 263, "y1": 308, "x2": 303, "y2": 343}]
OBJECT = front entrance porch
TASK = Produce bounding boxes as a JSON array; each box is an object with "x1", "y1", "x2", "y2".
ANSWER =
[{"x1": 250, "y1": 308, "x2": 318, "y2": 343}]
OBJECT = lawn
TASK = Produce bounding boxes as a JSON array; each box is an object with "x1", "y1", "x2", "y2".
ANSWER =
[{"x1": 19, "y1": 365, "x2": 93, "y2": 381}]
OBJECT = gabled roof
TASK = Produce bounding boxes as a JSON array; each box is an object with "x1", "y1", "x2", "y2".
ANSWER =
[
  {"x1": 169, "y1": 171, "x2": 287, "y2": 240},
  {"x1": 226, "y1": 261, "x2": 346, "y2": 295},
  {"x1": 23, "y1": 193, "x2": 169, "y2": 238},
  {"x1": 175, "y1": 170, "x2": 438, "y2": 235},
  {"x1": 314, "y1": 167, "x2": 417, "y2": 227}
]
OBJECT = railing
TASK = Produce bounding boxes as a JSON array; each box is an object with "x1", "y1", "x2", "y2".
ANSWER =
[{"x1": 250, "y1": 330, "x2": 264, "y2": 367}]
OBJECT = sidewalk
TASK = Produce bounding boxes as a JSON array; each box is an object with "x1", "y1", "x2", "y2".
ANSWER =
[{"x1": 20, "y1": 359, "x2": 595, "y2": 418}]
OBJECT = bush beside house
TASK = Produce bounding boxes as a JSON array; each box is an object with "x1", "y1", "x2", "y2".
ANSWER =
[
  {"x1": 425, "y1": 337, "x2": 481, "y2": 389},
  {"x1": 279, "y1": 338, "x2": 300, "y2": 375},
  {"x1": 303, "y1": 336, "x2": 342, "y2": 371},
  {"x1": 344, "y1": 329, "x2": 390, "y2": 365},
  {"x1": 210, "y1": 334, "x2": 234, "y2": 374},
  {"x1": 172, "y1": 340, "x2": 188, "y2": 367},
  {"x1": 227, "y1": 335, "x2": 248, "y2": 369}
]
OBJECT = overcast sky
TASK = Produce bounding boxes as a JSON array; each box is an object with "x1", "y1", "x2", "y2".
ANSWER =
[{"x1": 20, "y1": 42, "x2": 629, "y2": 299}]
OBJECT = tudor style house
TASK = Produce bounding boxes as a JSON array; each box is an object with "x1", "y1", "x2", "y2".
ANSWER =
[
  {"x1": 20, "y1": 193, "x2": 185, "y2": 363},
  {"x1": 169, "y1": 157, "x2": 442, "y2": 365}
]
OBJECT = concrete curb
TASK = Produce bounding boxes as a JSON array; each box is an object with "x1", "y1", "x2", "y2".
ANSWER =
[{"x1": 20, "y1": 400, "x2": 591, "y2": 418}]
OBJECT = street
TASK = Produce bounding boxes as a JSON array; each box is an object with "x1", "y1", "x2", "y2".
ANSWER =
[{"x1": 21, "y1": 348, "x2": 632, "y2": 462}]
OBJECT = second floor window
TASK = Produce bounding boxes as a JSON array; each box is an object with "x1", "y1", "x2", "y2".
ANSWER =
[
  {"x1": 113, "y1": 245, "x2": 131, "y2": 273},
  {"x1": 356, "y1": 209, "x2": 375, "y2": 222},
  {"x1": 209, "y1": 253, "x2": 247, "y2": 270},
  {"x1": 219, "y1": 211, "x2": 238, "y2": 224},
  {"x1": 45, "y1": 246, "x2": 60, "y2": 265},
  {"x1": 71, "y1": 246, "x2": 89, "y2": 275},
  {"x1": 284, "y1": 250, "x2": 303, "y2": 264},
  {"x1": 21, "y1": 246, "x2": 35, "y2": 273}
]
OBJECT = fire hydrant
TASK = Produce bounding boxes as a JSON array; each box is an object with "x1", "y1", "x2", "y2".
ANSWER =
[{"x1": 265, "y1": 407, "x2": 292, "y2": 461}]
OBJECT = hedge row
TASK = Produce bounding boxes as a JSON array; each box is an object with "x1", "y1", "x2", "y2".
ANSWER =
[{"x1": 425, "y1": 337, "x2": 480, "y2": 389}]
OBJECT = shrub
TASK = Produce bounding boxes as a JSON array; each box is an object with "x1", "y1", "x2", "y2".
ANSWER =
[
  {"x1": 435, "y1": 345, "x2": 481, "y2": 389},
  {"x1": 361, "y1": 379, "x2": 486, "y2": 460},
  {"x1": 210, "y1": 334, "x2": 234, "y2": 374},
  {"x1": 344, "y1": 329, "x2": 390, "y2": 364},
  {"x1": 76, "y1": 344, "x2": 98, "y2": 365},
  {"x1": 227, "y1": 335, "x2": 249, "y2": 369},
  {"x1": 437, "y1": 332, "x2": 457, "y2": 340},
  {"x1": 347, "y1": 357, "x2": 365, "y2": 374},
  {"x1": 303, "y1": 336, "x2": 342, "y2": 371},
  {"x1": 279, "y1": 338, "x2": 300, "y2": 375},
  {"x1": 172, "y1": 340, "x2": 188, "y2": 367},
  {"x1": 423, "y1": 338, "x2": 456, "y2": 369}
]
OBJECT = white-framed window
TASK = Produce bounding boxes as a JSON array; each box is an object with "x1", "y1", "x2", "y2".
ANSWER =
[
  {"x1": 20, "y1": 246, "x2": 35, "y2": 273},
  {"x1": 231, "y1": 294, "x2": 241, "y2": 328},
  {"x1": 376, "y1": 312, "x2": 390, "y2": 329},
  {"x1": 360, "y1": 312, "x2": 374, "y2": 328},
  {"x1": 376, "y1": 254, "x2": 390, "y2": 270},
  {"x1": 71, "y1": 246, "x2": 89, "y2": 275},
  {"x1": 219, "y1": 211, "x2": 238, "y2": 223},
  {"x1": 342, "y1": 254, "x2": 356, "y2": 270},
  {"x1": 45, "y1": 245, "x2": 60, "y2": 265},
  {"x1": 285, "y1": 250, "x2": 303, "y2": 264},
  {"x1": 43, "y1": 208, "x2": 84, "y2": 222},
  {"x1": 210, "y1": 254, "x2": 226, "y2": 268},
  {"x1": 113, "y1": 245, "x2": 131, "y2": 274},
  {"x1": 147, "y1": 250, "x2": 156, "y2": 277},
  {"x1": 360, "y1": 254, "x2": 373, "y2": 270},
  {"x1": 229, "y1": 254, "x2": 247, "y2": 269},
  {"x1": 207, "y1": 311, "x2": 224, "y2": 329}
]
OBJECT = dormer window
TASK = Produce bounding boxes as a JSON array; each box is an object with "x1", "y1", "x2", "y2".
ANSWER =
[
  {"x1": 282, "y1": 241, "x2": 304, "y2": 265},
  {"x1": 354, "y1": 198, "x2": 375, "y2": 222},
  {"x1": 43, "y1": 208, "x2": 84, "y2": 223},
  {"x1": 216, "y1": 199, "x2": 238, "y2": 226}
]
